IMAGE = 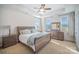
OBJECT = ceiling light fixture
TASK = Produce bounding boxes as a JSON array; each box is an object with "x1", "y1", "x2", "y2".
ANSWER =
[
  {"x1": 40, "y1": 9, "x2": 44, "y2": 12},
  {"x1": 39, "y1": 9, "x2": 45, "y2": 15}
]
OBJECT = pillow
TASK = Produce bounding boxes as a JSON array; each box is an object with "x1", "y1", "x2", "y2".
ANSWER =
[
  {"x1": 31, "y1": 29, "x2": 38, "y2": 33},
  {"x1": 20, "y1": 29, "x2": 31, "y2": 34}
]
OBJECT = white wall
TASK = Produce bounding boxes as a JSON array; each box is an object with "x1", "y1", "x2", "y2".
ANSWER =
[
  {"x1": 51, "y1": 15, "x2": 60, "y2": 22},
  {"x1": 69, "y1": 12, "x2": 75, "y2": 40},
  {"x1": 75, "y1": 7, "x2": 79, "y2": 50},
  {"x1": 68, "y1": 12, "x2": 75, "y2": 42},
  {"x1": 0, "y1": 5, "x2": 35, "y2": 34},
  {"x1": 0, "y1": 5, "x2": 3, "y2": 26}
]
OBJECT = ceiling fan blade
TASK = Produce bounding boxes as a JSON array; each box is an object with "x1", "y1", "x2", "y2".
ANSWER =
[
  {"x1": 40, "y1": 4, "x2": 45, "y2": 9},
  {"x1": 34, "y1": 4, "x2": 45, "y2": 9},
  {"x1": 44, "y1": 8, "x2": 51, "y2": 10},
  {"x1": 41, "y1": 4, "x2": 45, "y2": 7}
]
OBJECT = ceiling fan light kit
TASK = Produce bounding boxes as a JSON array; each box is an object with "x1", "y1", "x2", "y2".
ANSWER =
[
  {"x1": 34, "y1": 4, "x2": 51, "y2": 15},
  {"x1": 40, "y1": 9, "x2": 45, "y2": 12}
]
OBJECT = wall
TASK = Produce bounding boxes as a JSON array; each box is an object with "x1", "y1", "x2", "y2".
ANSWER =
[
  {"x1": 50, "y1": 15, "x2": 60, "y2": 22},
  {"x1": 0, "y1": 5, "x2": 35, "y2": 34},
  {"x1": 69, "y1": 12, "x2": 75, "y2": 41},
  {"x1": 75, "y1": 7, "x2": 79, "y2": 50},
  {"x1": 0, "y1": 5, "x2": 3, "y2": 26},
  {"x1": 41, "y1": 17, "x2": 46, "y2": 32}
]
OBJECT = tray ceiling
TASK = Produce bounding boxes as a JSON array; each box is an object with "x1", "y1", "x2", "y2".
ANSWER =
[{"x1": 2, "y1": 4, "x2": 77, "y2": 18}]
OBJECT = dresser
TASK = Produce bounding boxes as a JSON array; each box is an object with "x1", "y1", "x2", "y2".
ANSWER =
[
  {"x1": 0, "y1": 35, "x2": 18, "y2": 48},
  {"x1": 51, "y1": 30, "x2": 64, "y2": 41}
]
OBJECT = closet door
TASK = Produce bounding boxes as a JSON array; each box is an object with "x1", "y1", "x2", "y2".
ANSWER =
[{"x1": 75, "y1": 11, "x2": 79, "y2": 51}]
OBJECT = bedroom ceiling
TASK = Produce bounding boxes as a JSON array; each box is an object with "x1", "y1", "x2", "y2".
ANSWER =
[
  {"x1": 17, "y1": 4, "x2": 66, "y2": 15},
  {"x1": 11, "y1": 4, "x2": 77, "y2": 18}
]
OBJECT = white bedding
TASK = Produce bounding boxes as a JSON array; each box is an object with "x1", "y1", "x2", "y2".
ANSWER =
[{"x1": 19, "y1": 32, "x2": 48, "y2": 51}]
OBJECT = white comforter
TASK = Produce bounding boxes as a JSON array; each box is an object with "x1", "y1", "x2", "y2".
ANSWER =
[{"x1": 19, "y1": 32, "x2": 48, "y2": 51}]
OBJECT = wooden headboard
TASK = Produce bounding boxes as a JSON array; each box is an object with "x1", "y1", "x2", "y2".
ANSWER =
[{"x1": 17, "y1": 26, "x2": 35, "y2": 36}]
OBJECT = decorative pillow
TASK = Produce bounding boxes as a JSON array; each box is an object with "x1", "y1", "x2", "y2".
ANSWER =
[{"x1": 20, "y1": 29, "x2": 31, "y2": 34}]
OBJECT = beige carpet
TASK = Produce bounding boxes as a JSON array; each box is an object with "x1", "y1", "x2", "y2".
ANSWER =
[
  {"x1": 38, "y1": 39, "x2": 78, "y2": 54},
  {"x1": 0, "y1": 39, "x2": 78, "y2": 54}
]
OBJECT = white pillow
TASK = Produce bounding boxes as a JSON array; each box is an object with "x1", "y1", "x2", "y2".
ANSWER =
[
  {"x1": 31, "y1": 29, "x2": 37, "y2": 33},
  {"x1": 20, "y1": 29, "x2": 31, "y2": 34}
]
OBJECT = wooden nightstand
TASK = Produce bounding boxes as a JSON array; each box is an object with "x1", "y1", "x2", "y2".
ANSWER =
[{"x1": 2, "y1": 35, "x2": 18, "y2": 48}]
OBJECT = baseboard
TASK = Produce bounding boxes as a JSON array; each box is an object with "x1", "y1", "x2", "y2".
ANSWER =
[{"x1": 64, "y1": 40, "x2": 75, "y2": 43}]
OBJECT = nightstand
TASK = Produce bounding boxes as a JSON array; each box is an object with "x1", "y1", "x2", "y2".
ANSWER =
[{"x1": 2, "y1": 35, "x2": 18, "y2": 48}]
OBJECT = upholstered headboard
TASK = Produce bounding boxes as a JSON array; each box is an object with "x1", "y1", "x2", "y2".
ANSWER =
[{"x1": 17, "y1": 26, "x2": 35, "y2": 36}]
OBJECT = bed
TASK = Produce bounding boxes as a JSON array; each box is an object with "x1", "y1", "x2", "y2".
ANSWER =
[{"x1": 17, "y1": 26, "x2": 51, "y2": 53}]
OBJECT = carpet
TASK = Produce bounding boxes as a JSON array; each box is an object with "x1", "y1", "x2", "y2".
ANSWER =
[{"x1": 0, "y1": 40, "x2": 78, "y2": 54}]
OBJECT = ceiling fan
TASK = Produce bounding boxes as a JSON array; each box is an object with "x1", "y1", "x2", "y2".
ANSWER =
[{"x1": 34, "y1": 4, "x2": 51, "y2": 12}]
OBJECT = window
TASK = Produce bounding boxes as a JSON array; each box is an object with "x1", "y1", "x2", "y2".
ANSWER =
[
  {"x1": 45, "y1": 18, "x2": 52, "y2": 31},
  {"x1": 60, "y1": 16, "x2": 68, "y2": 32},
  {"x1": 34, "y1": 17, "x2": 41, "y2": 31}
]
